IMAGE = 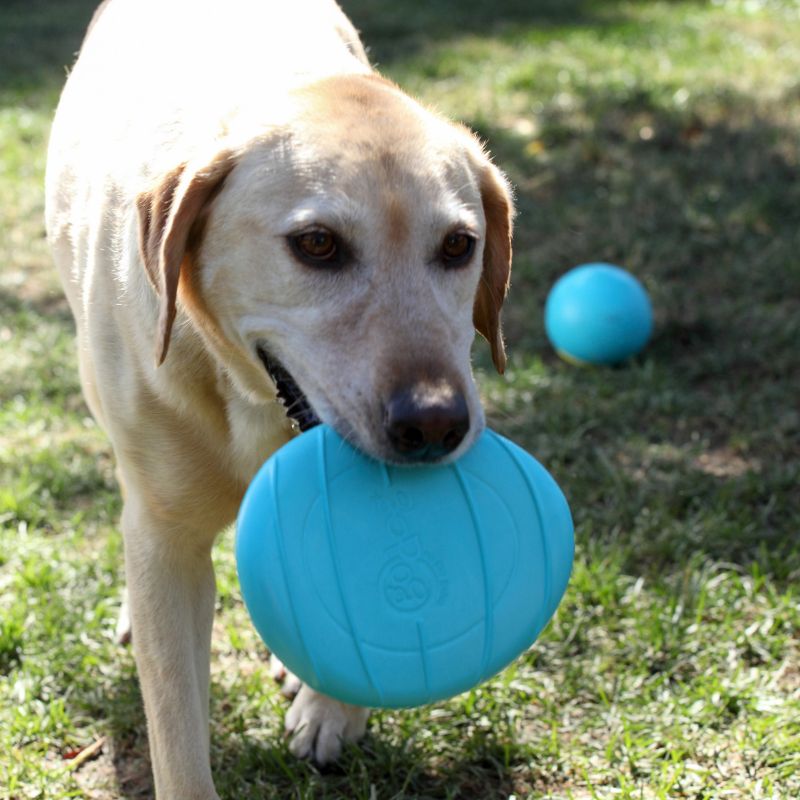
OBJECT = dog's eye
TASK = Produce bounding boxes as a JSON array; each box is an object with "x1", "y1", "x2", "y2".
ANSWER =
[
  {"x1": 440, "y1": 232, "x2": 476, "y2": 267},
  {"x1": 290, "y1": 229, "x2": 340, "y2": 264}
]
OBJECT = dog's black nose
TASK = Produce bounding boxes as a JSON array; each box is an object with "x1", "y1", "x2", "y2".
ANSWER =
[{"x1": 384, "y1": 381, "x2": 470, "y2": 462}]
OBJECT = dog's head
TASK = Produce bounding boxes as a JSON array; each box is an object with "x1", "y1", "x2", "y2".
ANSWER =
[{"x1": 137, "y1": 74, "x2": 513, "y2": 464}]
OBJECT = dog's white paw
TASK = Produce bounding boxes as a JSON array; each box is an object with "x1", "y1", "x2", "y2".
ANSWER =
[
  {"x1": 269, "y1": 654, "x2": 303, "y2": 698},
  {"x1": 285, "y1": 684, "x2": 369, "y2": 765}
]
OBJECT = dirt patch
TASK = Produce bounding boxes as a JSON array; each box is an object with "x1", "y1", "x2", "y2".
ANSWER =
[{"x1": 72, "y1": 738, "x2": 153, "y2": 800}]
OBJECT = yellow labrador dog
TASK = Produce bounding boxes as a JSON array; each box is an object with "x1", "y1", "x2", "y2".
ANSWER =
[{"x1": 46, "y1": 0, "x2": 513, "y2": 796}]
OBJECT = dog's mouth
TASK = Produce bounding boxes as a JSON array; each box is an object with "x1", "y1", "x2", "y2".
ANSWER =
[{"x1": 256, "y1": 345, "x2": 321, "y2": 433}]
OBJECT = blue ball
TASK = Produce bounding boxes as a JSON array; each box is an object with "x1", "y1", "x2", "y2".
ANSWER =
[
  {"x1": 236, "y1": 425, "x2": 574, "y2": 709},
  {"x1": 545, "y1": 263, "x2": 653, "y2": 364}
]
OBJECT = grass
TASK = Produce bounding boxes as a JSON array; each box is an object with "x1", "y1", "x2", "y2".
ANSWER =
[{"x1": 1, "y1": 0, "x2": 799, "y2": 797}]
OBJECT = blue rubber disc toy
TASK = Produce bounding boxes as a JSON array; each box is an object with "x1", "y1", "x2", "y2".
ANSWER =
[
  {"x1": 236, "y1": 424, "x2": 573, "y2": 708},
  {"x1": 545, "y1": 262, "x2": 653, "y2": 364}
]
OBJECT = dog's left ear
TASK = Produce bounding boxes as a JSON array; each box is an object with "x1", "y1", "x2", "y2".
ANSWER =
[
  {"x1": 473, "y1": 160, "x2": 514, "y2": 374},
  {"x1": 137, "y1": 150, "x2": 237, "y2": 365}
]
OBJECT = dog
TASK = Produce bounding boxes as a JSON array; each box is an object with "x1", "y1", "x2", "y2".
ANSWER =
[{"x1": 46, "y1": 0, "x2": 513, "y2": 796}]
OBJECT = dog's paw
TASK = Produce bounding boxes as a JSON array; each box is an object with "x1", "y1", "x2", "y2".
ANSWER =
[
  {"x1": 285, "y1": 684, "x2": 369, "y2": 765},
  {"x1": 269, "y1": 654, "x2": 302, "y2": 698}
]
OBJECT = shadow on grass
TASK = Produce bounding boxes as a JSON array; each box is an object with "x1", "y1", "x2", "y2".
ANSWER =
[
  {"x1": 1, "y1": 0, "x2": 712, "y2": 99},
  {"x1": 96, "y1": 736, "x2": 529, "y2": 800},
  {"x1": 346, "y1": 0, "x2": 618, "y2": 61},
  {"x1": 466, "y1": 83, "x2": 799, "y2": 396},
  {"x1": 461, "y1": 86, "x2": 799, "y2": 578},
  {"x1": 0, "y1": 0, "x2": 601, "y2": 102},
  {"x1": 344, "y1": 0, "x2": 714, "y2": 63},
  {"x1": 0, "y1": 0, "x2": 97, "y2": 103},
  {"x1": 102, "y1": 674, "x2": 154, "y2": 799},
  {"x1": 208, "y1": 715, "x2": 540, "y2": 800},
  {"x1": 0, "y1": 285, "x2": 73, "y2": 325},
  {"x1": 473, "y1": 95, "x2": 800, "y2": 375},
  {"x1": 77, "y1": 675, "x2": 539, "y2": 800}
]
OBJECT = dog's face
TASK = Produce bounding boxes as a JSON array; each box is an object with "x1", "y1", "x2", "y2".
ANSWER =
[{"x1": 138, "y1": 75, "x2": 513, "y2": 464}]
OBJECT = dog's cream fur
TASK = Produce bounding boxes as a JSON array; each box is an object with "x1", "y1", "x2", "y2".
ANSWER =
[{"x1": 46, "y1": 1, "x2": 513, "y2": 796}]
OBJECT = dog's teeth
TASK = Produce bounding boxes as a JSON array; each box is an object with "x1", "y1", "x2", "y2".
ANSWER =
[{"x1": 257, "y1": 346, "x2": 319, "y2": 432}]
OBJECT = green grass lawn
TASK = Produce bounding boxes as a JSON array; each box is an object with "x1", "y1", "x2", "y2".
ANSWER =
[{"x1": 1, "y1": 1, "x2": 799, "y2": 798}]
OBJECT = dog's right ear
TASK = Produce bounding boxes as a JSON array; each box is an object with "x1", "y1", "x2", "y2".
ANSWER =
[{"x1": 137, "y1": 150, "x2": 237, "y2": 365}]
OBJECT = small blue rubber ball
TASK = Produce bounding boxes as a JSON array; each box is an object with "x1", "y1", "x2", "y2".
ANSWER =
[
  {"x1": 545, "y1": 263, "x2": 653, "y2": 364},
  {"x1": 236, "y1": 425, "x2": 574, "y2": 709}
]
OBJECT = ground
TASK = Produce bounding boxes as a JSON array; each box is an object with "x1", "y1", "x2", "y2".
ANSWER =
[{"x1": 1, "y1": 1, "x2": 798, "y2": 798}]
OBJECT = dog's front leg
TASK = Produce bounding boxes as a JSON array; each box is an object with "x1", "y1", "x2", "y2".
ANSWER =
[{"x1": 122, "y1": 499, "x2": 220, "y2": 800}]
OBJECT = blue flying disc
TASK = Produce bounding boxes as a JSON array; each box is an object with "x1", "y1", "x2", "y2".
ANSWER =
[
  {"x1": 236, "y1": 425, "x2": 573, "y2": 709},
  {"x1": 545, "y1": 263, "x2": 653, "y2": 364}
]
